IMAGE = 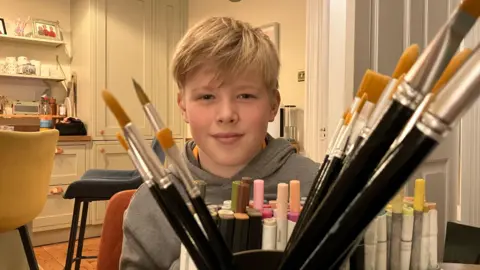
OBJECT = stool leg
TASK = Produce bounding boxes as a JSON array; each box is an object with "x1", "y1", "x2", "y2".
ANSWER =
[
  {"x1": 65, "y1": 199, "x2": 81, "y2": 270},
  {"x1": 74, "y1": 201, "x2": 89, "y2": 270},
  {"x1": 17, "y1": 225, "x2": 39, "y2": 270}
]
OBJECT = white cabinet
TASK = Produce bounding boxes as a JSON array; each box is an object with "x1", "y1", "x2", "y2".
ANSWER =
[
  {"x1": 33, "y1": 143, "x2": 88, "y2": 232},
  {"x1": 71, "y1": 0, "x2": 188, "y2": 142}
]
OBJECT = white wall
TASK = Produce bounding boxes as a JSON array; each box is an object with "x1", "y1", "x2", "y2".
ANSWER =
[
  {"x1": 188, "y1": 0, "x2": 307, "y2": 147},
  {"x1": 0, "y1": 0, "x2": 71, "y2": 104}
]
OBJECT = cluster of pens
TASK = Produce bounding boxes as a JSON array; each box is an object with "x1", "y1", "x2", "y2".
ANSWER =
[
  {"x1": 278, "y1": 1, "x2": 480, "y2": 269},
  {"x1": 351, "y1": 178, "x2": 439, "y2": 270},
  {"x1": 180, "y1": 179, "x2": 303, "y2": 270}
]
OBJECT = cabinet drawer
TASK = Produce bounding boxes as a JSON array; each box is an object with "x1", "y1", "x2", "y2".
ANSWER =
[
  {"x1": 51, "y1": 145, "x2": 87, "y2": 186},
  {"x1": 33, "y1": 185, "x2": 75, "y2": 232}
]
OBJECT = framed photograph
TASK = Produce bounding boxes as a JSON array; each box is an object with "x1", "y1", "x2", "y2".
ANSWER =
[
  {"x1": 31, "y1": 19, "x2": 62, "y2": 41},
  {"x1": 260, "y1": 22, "x2": 280, "y2": 52},
  {"x1": 0, "y1": 18, "x2": 6, "y2": 35}
]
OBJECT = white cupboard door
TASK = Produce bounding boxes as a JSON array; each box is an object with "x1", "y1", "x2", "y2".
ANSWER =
[
  {"x1": 156, "y1": 0, "x2": 187, "y2": 139},
  {"x1": 94, "y1": 0, "x2": 155, "y2": 140}
]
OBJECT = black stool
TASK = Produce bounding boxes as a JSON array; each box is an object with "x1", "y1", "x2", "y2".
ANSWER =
[
  {"x1": 63, "y1": 140, "x2": 166, "y2": 270},
  {"x1": 63, "y1": 170, "x2": 143, "y2": 270}
]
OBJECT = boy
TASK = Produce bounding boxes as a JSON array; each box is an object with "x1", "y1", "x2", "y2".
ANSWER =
[{"x1": 120, "y1": 16, "x2": 319, "y2": 269}]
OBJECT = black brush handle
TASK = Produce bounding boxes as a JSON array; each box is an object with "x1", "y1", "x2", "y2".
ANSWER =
[
  {"x1": 291, "y1": 156, "x2": 344, "y2": 244},
  {"x1": 148, "y1": 184, "x2": 215, "y2": 270},
  {"x1": 191, "y1": 196, "x2": 234, "y2": 270},
  {"x1": 286, "y1": 156, "x2": 328, "y2": 249},
  {"x1": 302, "y1": 127, "x2": 437, "y2": 269},
  {"x1": 279, "y1": 100, "x2": 414, "y2": 270}
]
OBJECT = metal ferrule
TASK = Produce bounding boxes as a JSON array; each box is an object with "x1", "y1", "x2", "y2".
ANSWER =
[
  {"x1": 332, "y1": 114, "x2": 356, "y2": 158},
  {"x1": 404, "y1": 7, "x2": 476, "y2": 97},
  {"x1": 144, "y1": 103, "x2": 166, "y2": 131},
  {"x1": 127, "y1": 144, "x2": 153, "y2": 181},
  {"x1": 327, "y1": 119, "x2": 344, "y2": 154},
  {"x1": 124, "y1": 123, "x2": 170, "y2": 188},
  {"x1": 418, "y1": 45, "x2": 480, "y2": 141},
  {"x1": 393, "y1": 80, "x2": 424, "y2": 110},
  {"x1": 365, "y1": 79, "x2": 397, "y2": 130}
]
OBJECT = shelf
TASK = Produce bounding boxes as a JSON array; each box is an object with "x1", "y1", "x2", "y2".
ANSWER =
[
  {"x1": 0, "y1": 34, "x2": 65, "y2": 47},
  {"x1": 0, "y1": 73, "x2": 65, "y2": 82},
  {"x1": 0, "y1": 115, "x2": 65, "y2": 119}
]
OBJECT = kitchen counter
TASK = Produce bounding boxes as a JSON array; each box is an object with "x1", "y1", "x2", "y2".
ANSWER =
[
  {"x1": 58, "y1": 135, "x2": 92, "y2": 142},
  {"x1": 442, "y1": 263, "x2": 480, "y2": 270}
]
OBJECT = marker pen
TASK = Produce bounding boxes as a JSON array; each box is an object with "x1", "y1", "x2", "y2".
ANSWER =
[
  {"x1": 288, "y1": 180, "x2": 301, "y2": 242},
  {"x1": 232, "y1": 213, "x2": 249, "y2": 253},
  {"x1": 364, "y1": 217, "x2": 378, "y2": 270},
  {"x1": 276, "y1": 183, "x2": 288, "y2": 251},
  {"x1": 247, "y1": 209, "x2": 263, "y2": 250},
  {"x1": 231, "y1": 181, "x2": 240, "y2": 212},
  {"x1": 262, "y1": 208, "x2": 273, "y2": 219},
  {"x1": 289, "y1": 180, "x2": 301, "y2": 213},
  {"x1": 179, "y1": 244, "x2": 189, "y2": 270},
  {"x1": 427, "y1": 203, "x2": 438, "y2": 269},
  {"x1": 287, "y1": 212, "x2": 299, "y2": 242},
  {"x1": 390, "y1": 189, "x2": 404, "y2": 270},
  {"x1": 253, "y1": 179, "x2": 264, "y2": 211},
  {"x1": 236, "y1": 182, "x2": 250, "y2": 213},
  {"x1": 221, "y1": 200, "x2": 231, "y2": 210},
  {"x1": 400, "y1": 206, "x2": 414, "y2": 270},
  {"x1": 218, "y1": 209, "x2": 235, "y2": 250},
  {"x1": 420, "y1": 204, "x2": 430, "y2": 270},
  {"x1": 262, "y1": 217, "x2": 277, "y2": 250},
  {"x1": 376, "y1": 212, "x2": 387, "y2": 270},
  {"x1": 410, "y1": 179, "x2": 425, "y2": 270}
]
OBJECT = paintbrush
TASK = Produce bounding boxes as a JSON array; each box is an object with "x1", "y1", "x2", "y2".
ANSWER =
[
  {"x1": 103, "y1": 92, "x2": 219, "y2": 270},
  {"x1": 346, "y1": 44, "x2": 420, "y2": 162},
  {"x1": 279, "y1": 2, "x2": 480, "y2": 268},
  {"x1": 299, "y1": 40, "x2": 480, "y2": 270},
  {"x1": 282, "y1": 71, "x2": 390, "y2": 264},
  {"x1": 392, "y1": 44, "x2": 420, "y2": 79},
  {"x1": 388, "y1": 48, "x2": 473, "y2": 153},
  {"x1": 296, "y1": 95, "x2": 367, "y2": 238},
  {"x1": 287, "y1": 70, "x2": 388, "y2": 250},
  {"x1": 132, "y1": 79, "x2": 233, "y2": 270}
]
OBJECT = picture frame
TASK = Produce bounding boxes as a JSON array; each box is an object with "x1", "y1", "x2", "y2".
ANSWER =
[
  {"x1": 0, "y1": 18, "x2": 6, "y2": 35},
  {"x1": 260, "y1": 22, "x2": 280, "y2": 52},
  {"x1": 31, "y1": 19, "x2": 62, "y2": 41}
]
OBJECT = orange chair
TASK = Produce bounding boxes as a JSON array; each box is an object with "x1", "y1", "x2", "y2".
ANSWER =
[{"x1": 97, "y1": 189, "x2": 137, "y2": 270}]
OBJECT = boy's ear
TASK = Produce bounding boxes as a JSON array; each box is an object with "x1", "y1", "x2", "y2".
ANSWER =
[
  {"x1": 177, "y1": 92, "x2": 189, "y2": 123},
  {"x1": 269, "y1": 89, "x2": 281, "y2": 122}
]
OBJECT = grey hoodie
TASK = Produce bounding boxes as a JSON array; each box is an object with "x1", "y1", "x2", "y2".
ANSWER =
[{"x1": 120, "y1": 135, "x2": 319, "y2": 269}]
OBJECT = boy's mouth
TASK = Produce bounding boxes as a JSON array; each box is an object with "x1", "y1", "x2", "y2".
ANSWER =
[{"x1": 211, "y1": 133, "x2": 243, "y2": 144}]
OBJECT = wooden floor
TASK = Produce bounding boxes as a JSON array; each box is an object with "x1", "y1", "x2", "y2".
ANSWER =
[{"x1": 34, "y1": 237, "x2": 99, "y2": 270}]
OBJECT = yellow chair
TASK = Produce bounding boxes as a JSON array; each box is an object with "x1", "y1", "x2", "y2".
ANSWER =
[{"x1": 0, "y1": 129, "x2": 59, "y2": 269}]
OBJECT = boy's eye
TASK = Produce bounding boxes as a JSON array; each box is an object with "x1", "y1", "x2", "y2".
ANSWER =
[
  {"x1": 238, "y1": 94, "x2": 255, "y2": 99},
  {"x1": 199, "y1": 94, "x2": 214, "y2": 100}
]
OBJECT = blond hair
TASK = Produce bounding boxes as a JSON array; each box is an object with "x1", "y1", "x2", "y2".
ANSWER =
[{"x1": 171, "y1": 17, "x2": 280, "y2": 92}]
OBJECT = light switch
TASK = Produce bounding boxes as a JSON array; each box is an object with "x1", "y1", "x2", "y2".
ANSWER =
[{"x1": 297, "y1": 71, "x2": 305, "y2": 82}]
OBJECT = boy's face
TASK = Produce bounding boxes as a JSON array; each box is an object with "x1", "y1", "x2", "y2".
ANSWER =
[{"x1": 178, "y1": 64, "x2": 280, "y2": 168}]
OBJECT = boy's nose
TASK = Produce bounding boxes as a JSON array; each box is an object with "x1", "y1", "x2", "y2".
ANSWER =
[{"x1": 216, "y1": 102, "x2": 239, "y2": 124}]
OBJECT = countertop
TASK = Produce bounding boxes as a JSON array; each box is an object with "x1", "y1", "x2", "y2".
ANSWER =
[
  {"x1": 58, "y1": 135, "x2": 92, "y2": 142},
  {"x1": 442, "y1": 263, "x2": 480, "y2": 270}
]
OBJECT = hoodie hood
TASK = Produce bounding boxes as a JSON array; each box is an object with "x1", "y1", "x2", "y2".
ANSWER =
[{"x1": 171, "y1": 134, "x2": 296, "y2": 185}]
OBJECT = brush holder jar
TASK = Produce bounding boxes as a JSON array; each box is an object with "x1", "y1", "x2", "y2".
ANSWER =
[{"x1": 233, "y1": 250, "x2": 283, "y2": 270}]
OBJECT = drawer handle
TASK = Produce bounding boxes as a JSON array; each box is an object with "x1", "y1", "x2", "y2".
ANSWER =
[
  {"x1": 55, "y1": 147, "x2": 64, "y2": 155},
  {"x1": 100, "y1": 130, "x2": 105, "y2": 135},
  {"x1": 99, "y1": 148, "x2": 105, "y2": 153},
  {"x1": 48, "y1": 187, "x2": 64, "y2": 196}
]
